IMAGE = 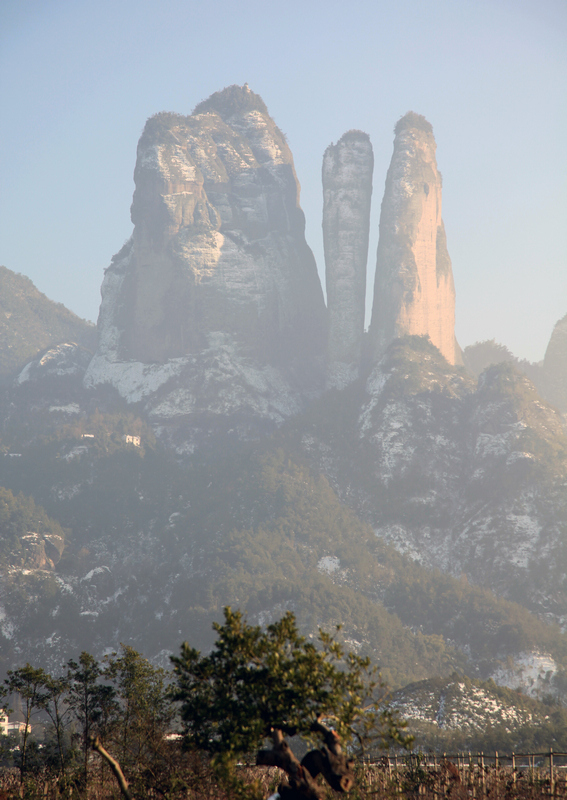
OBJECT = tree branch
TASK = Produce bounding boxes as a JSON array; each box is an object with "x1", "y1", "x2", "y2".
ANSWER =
[
  {"x1": 91, "y1": 737, "x2": 133, "y2": 800},
  {"x1": 257, "y1": 728, "x2": 324, "y2": 800},
  {"x1": 301, "y1": 719, "x2": 355, "y2": 793}
]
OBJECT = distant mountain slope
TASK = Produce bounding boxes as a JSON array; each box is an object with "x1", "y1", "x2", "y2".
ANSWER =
[
  {"x1": 392, "y1": 673, "x2": 567, "y2": 752},
  {"x1": 0, "y1": 265, "x2": 96, "y2": 380},
  {"x1": 1, "y1": 419, "x2": 567, "y2": 700},
  {"x1": 291, "y1": 336, "x2": 567, "y2": 627}
]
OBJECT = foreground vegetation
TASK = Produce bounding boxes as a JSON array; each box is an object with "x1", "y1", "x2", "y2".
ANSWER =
[
  {"x1": 1, "y1": 609, "x2": 412, "y2": 800},
  {"x1": 2, "y1": 754, "x2": 567, "y2": 799}
]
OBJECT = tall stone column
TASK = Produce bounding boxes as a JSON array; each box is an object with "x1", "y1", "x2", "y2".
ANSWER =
[
  {"x1": 369, "y1": 112, "x2": 460, "y2": 365},
  {"x1": 323, "y1": 131, "x2": 373, "y2": 389}
]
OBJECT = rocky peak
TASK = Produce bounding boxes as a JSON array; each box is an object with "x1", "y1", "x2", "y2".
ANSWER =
[
  {"x1": 369, "y1": 112, "x2": 460, "y2": 366},
  {"x1": 85, "y1": 86, "x2": 326, "y2": 443},
  {"x1": 541, "y1": 313, "x2": 567, "y2": 411},
  {"x1": 323, "y1": 130, "x2": 373, "y2": 389},
  {"x1": 192, "y1": 83, "x2": 270, "y2": 120}
]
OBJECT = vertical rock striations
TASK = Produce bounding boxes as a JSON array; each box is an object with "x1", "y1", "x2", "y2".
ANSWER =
[
  {"x1": 323, "y1": 131, "x2": 373, "y2": 389},
  {"x1": 85, "y1": 85, "x2": 327, "y2": 444},
  {"x1": 369, "y1": 112, "x2": 460, "y2": 365}
]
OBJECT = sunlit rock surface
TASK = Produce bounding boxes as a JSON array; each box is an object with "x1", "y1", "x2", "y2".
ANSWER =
[
  {"x1": 369, "y1": 113, "x2": 460, "y2": 366},
  {"x1": 85, "y1": 85, "x2": 326, "y2": 439},
  {"x1": 322, "y1": 131, "x2": 373, "y2": 389},
  {"x1": 17, "y1": 342, "x2": 92, "y2": 384}
]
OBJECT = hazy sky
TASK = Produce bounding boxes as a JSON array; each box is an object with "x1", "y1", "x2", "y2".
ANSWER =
[{"x1": 1, "y1": 0, "x2": 565, "y2": 362}]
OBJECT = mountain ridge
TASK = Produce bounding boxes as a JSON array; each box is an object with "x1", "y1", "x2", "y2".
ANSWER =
[{"x1": 0, "y1": 85, "x2": 566, "y2": 742}]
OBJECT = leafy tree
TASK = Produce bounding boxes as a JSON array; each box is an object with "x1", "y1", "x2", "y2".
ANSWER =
[
  {"x1": 36, "y1": 674, "x2": 72, "y2": 777},
  {"x1": 171, "y1": 607, "x2": 411, "y2": 799},
  {"x1": 3, "y1": 664, "x2": 48, "y2": 782},
  {"x1": 66, "y1": 652, "x2": 115, "y2": 789},
  {"x1": 103, "y1": 645, "x2": 174, "y2": 790}
]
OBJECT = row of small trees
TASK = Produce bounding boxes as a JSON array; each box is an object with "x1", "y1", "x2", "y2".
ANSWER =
[
  {"x1": 1, "y1": 646, "x2": 172, "y2": 793},
  {"x1": 1, "y1": 609, "x2": 411, "y2": 799}
]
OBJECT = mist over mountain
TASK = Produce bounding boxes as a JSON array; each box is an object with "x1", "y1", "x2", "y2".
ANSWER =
[{"x1": 1, "y1": 85, "x2": 566, "y2": 745}]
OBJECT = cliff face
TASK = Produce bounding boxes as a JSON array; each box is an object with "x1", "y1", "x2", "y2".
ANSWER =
[
  {"x1": 369, "y1": 113, "x2": 460, "y2": 366},
  {"x1": 322, "y1": 131, "x2": 373, "y2": 389},
  {"x1": 541, "y1": 313, "x2": 567, "y2": 411},
  {"x1": 85, "y1": 85, "x2": 326, "y2": 443}
]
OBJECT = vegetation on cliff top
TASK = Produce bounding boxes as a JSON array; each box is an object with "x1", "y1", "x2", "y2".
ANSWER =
[{"x1": 395, "y1": 111, "x2": 434, "y2": 136}]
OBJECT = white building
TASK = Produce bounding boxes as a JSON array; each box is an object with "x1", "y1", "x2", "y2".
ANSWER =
[{"x1": 122, "y1": 434, "x2": 141, "y2": 447}]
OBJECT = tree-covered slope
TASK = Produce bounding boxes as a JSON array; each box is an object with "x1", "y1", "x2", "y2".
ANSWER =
[
  {"x1": 1, "y1": 420, "x2": 567, "y2": 701},
  {"x1": 289, "y1": 337, "x2": 567, "y2": 626},
  {"x1": 0, "y1": 265, "x2": 96, "y2": 381},
  {"x1": 391, "y1": 672, "x2": 567, "y2": 752}
]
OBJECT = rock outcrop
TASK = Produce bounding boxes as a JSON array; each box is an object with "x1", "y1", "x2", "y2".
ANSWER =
[
  {"x1": 369, "y1": 113, "x2": 460, "y2": 366},
  {"x1": 301, "y1": 336, "x2": 567, "y2": 626},
  {"x1": 85, "y1": 85, "x2": 326, "y2": 445},
  {"x1": 322, "y1": 131, "x2": 373, "y2": 389},
  {"x1": 17, "y1": 342, "x2": 92, "y2": 385},
  {"x1": 541, "y1": 313, "x2": 567, "y2": 411}
]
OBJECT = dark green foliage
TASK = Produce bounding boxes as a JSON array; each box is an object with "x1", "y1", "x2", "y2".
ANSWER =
[
  {"x1": 3, "y1": 664, "x2": 49, "y2": 781},
  {"x1": 161, "y1": 446, "x2": 464, "y2": 687},
  {"x1": 339, "y1": 129, "x2": 371, "y2": 143},
  {"x1": 1, "y1": 648, "x2": 175, "y2": 794},
  {"x1": 193, "y1": 84, "x2": 269, "y2": 119},
  {"x1": 463, "y1": 339, "x2": 517, "y2": 377},
  {"x1": 102, "y1": 644, "x2": 174, "y2": 792},
  {"x1": 0, "y1": 486, "x2": 66, "y2": 566},
  {"x1": 381, "y1": 564, "x2": 567, "y2": 665},
  {"x1": 172, "y1": 607, "x2": 410, "y2": 758},
  {"x1": 463, "y1": 339, "x2": 544, "y2": 388},
  {"x1": 36, "y1": 674, "x2": 72, "y2": 776},
  {"x1": 409, "y1": 708, "x2": 567, "y2": 755},
  {"x1": 66, "y1": 652, "x2": 115, "y2": 787},
  {"x1": 394, "y1": 111, "x2": 433, "y2": 135}
]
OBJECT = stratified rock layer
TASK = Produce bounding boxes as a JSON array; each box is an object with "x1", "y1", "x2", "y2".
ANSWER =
[
  {"x1": 85, "y1": 85, "x2": 326, "y2": 440},
  {"x1": 323, "y1": 131, "x2": 373, "y2": 389},
  {"x1": 369, "y1": 113, "x2": 460, "y2": 365}
]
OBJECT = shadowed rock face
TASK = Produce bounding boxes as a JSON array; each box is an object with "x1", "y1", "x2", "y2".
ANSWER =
[
  {"x1": 369, "y1": 112, "x2": 460, "y2": 366},
  {"x1": 85, "y1": 85, "x2": 327, "y2": 437},
  {"x1": 542, "y1": 313, "x2": 567, "y2": 411},
  {"x1": 323, "y1": 131, "x2": 373, "y2": 389}
]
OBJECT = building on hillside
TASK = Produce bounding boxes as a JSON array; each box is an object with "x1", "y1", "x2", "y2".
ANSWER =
[
  {"x1": 0, "y1": 714, "x2": 28, "y2": 736},
  {"x1": 122, "y1": 434, "x2": 141, "y2": 447}
]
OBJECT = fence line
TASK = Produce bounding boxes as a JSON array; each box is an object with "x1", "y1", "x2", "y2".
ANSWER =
[{"x1": 360, "y1": 749, "x2": 567, "y2": 797}]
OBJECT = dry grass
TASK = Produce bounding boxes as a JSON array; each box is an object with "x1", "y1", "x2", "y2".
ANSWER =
[{"x1": 2, "y1": 758, "x2": 567, "y2": 799}]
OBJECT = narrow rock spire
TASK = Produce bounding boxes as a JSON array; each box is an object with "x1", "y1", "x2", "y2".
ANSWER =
[
  {"x1": 323, "y1": 130, "x2": 373, "y2": 389},
  {"x1": 369, "y1": 112, "x2": 461, "y2": 365}
]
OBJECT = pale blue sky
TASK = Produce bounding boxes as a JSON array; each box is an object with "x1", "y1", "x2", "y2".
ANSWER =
[{"x1": 1, "y1": 0, "x2": 565, "y2": 361}]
